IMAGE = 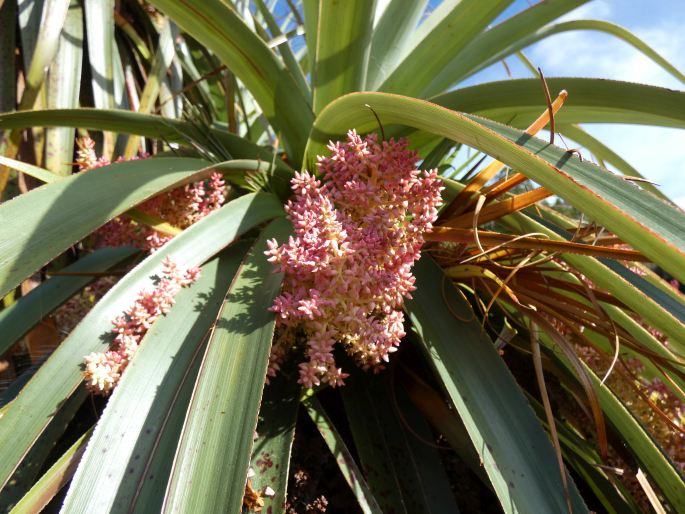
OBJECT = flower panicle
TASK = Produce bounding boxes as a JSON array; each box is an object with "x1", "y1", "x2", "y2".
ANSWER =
[
  {"x1": 75, "y1": 136, "x2": 227, "y2": 251},
  {"x1": 266, "y1": 130, "x2": 443, "y2": 388},
  {"x1": 82, "y1": 257, "x2": 200, "y2": 395}
]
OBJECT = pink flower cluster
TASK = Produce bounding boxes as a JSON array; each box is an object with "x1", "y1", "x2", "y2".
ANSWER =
[
  {"x1": 266, "y1": 130, "x2": 443, "y2": 388},
  {"x1": 576, "y1": 346, "x2": 684, "y2": 473},
  {"x1": 82, "y1": 257, "x2": 200, "y2": 395},
  {"x1": 75, "y1": 136, "x2": 111, "y2": 170},
  {"x1": 76, "y1": 137, "x2": 227, "y2": 251}
]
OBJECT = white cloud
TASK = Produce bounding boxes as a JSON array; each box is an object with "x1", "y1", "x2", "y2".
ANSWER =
[
  {"x1": 581, "y1": 125, "x2": 685, "y2": 201},
  {"x1": 556, "y1": 1, "x2": 612, "y2": 22},
  {"x1": 528, "y1": 18, "x2": 685, "y2": 88},
  {"x1": 523, "y1": 1, "x2": 685, "y2": 201},
  {"x1": 460, "y1": 1, "x2": 685, "y2": 203}
]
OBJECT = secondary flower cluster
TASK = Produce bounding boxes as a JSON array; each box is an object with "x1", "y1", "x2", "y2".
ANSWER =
[
  {"x1": 266, "y1": 130, "x2": 443, "y2": 388},
  {"x1": 53, "y1": 276, "x2": 117, "y2": 336},
  {"x1": 577, "y1": 345, "x2": 684, "y2": 474},
  {"x1": 82, "y1": 258, "x2": 200, "y2": 395},
  {"x1": 76, "y1": 136, "x2": 227, "y2": 251}
]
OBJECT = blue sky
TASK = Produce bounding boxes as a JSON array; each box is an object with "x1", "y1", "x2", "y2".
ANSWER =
[
  {"x1": 281, "y1": 1, "x2": 684, "y2": 203},
  {"x1": 463, "y1": 0, "x2": 685, "y2": 206}
]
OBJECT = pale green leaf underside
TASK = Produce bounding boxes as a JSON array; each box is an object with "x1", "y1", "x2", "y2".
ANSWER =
[
  {"x1": 0, "y1": 157, "x2": 211, "y2": 299},
  {"x1": 0, "y1": 193, "x2": 283, "y2": 489},
  {"x1": 61, "y1": 251, "x2": 245, "y2": 513},
  {"x1": 163, "y1": 218, "x2": 289, "y2": 514}
]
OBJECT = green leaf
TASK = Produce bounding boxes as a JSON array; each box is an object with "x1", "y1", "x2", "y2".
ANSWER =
[
  {"x1": 17, "y1": 0, "x2": 44, "y2": 69},
  {"x1": 162, "y1": 218, "x2": 289, "y2": 514},
  {"x1": 250, "y1": 370, "x2": 301, "y2": 514},
  {"x1": 9, "y1": 429, "x2": 91, "y2": 514},
  {"x1": 503, "y1": 211, "x2": 685, "y2": 353},
  {"x1": 128, "y1": 261, "x2": 242, "y2": 514},
  {"x1": 599, "y1": 259, "x2": 685, "y2": 327},
  {"x1": 116, "y1": 10, "x2": 152, "y2": 63},
  {"x1": 366, "y1": 0, "x2": 428, "y2": 90},
  {"x1": 0, "y1": 192, "x2": 284, "y2": 490},
  {"x1": 303, "y1": 396, "x2": 383, "y2": 514},
  {"x1": 0, "y1": 388, "x2": 87, "y2": 511},
  {"x1": 45, "y1": 0, "x2": 83, "y2": 176},
  {"x1": 0, "y1": 0, "x2": 70, "y2": 190},
  {"x1": 111, "y1": 41, "x2": 130, "y2": 116},
  {"x1": 301, "y1": 0, "x2": 318, "y2": 75},
  {"x1": 544, "y1": 340, "x2": 685, "y2": 512},
  {"x1": 123, "y1": 18, "x2": 176, "y2": 157},
  {"x1": 174, "y1": 36, "x2": 223, "y2": 120},
  {"x1": 84, "y1": 0, "x2": 116, "y2": 110},
  {"x1": 146, "y1": 0, "x2": 313, "y2": 162},
  {"x1": 0, "y1": 108, "x2": 285, "y2": 163},
  {"x1": 504, "y1": 249, "x2": 685, "y2": 399},
  {"x1": 17, "y1": 0, "x2": 70, "y2": 111},
  {"x1": 431, "y1": 78, "x2": 685, "y2": 129},
  {"x1": 313, "y1": 0, "x2": 376, "y2": 113},
  {"x1": 396, "y1": 362, "x2": 487, "y2": 486},
  {"x1": 422, "y1": 0, "x2": 589, "y2": 96},
  {"x1": 0, "y1": 246, "x2": 137, "y2": 356},
  {"x1": 421, "y1": 138, "x2": 458, "y2": 172},
  {"x1": 305, "y1": 91, "x2": 685, "y2": 285},
  {"x1": 558, "y1": 123, "x2": 667, "y2": 199},
  {"x1": 340, "y1": 369, "x2": 461, "y2": 514},
  {"x1": 523, "y1": 392, "x2": 642, "y2": 514},
  {"x1": 377, "y1": 0, "x2": 513, "y2": 97},
  {"x1": 406, "y1": 257, "x2": 588, "y2": 513},
  {"x1": 214, "y1": 159, "x2": 293, "y2": 202},
  {"x1": 126, "y1": 342, "x2": 205, "y2": 514},
  {"x1": 253, "y1": 0, "x2": 310, "y2": 102},
  {"x1": 61, "y1": 251, "x2": 246, "y2": 513},
  {"x1": 0, "y1": 157, "x2": 210, "y2": 299},
  {"x1": 0, "y1": 155, "x2": 63, "y2": 183}
]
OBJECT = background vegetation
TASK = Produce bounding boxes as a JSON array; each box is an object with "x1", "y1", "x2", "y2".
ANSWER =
[{"x1": 0, "y1": 0, "x2": 684, "y2": 512}]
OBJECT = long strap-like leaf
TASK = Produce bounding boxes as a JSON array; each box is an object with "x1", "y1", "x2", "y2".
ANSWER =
[
  {"x1": 377, "y1": 0, "x2": 512, "y2": 96},
  {"x1": 0, "y1": 246, "x2": 137, "y2": 356},
  {"x1": 61, "y1": 250, "x2": 247, "y2": 513},
  {"x1": 0, "y1": 157, "x2": 210, "y2": 299},
  {"x1": 422, "y1": 0, "x2": 589, "y2": 96},
  {"x1": 162, "y1": 218, "x2": 290, "y2": 514},
  {"x1": 146, "y1": 0, "x2": 313, "y2": 162},
  {"x1": 45, "y1": 0, "x2": 83, "y2": 176},
  {"x1": 0, "y1": 108, "x2": 284, "y2": 161},
  {"x1": 313, "y1": 0, "x2": 376, "y2": 113},
  {"x1": 0, "y1": 193, "x2": 283, "y2": 490},
  {"x1": 304, "y1": 91, "x2": 685, "y2": 285},
  {"x1": 406, "y1": 257, "x2": 588, "y2": 514},
  {"x1": 431, "y1": 78, "x2": 685, "y2": 129}
]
